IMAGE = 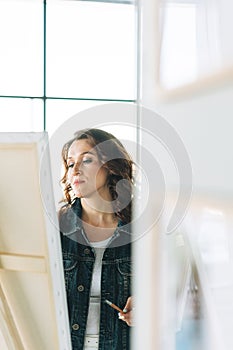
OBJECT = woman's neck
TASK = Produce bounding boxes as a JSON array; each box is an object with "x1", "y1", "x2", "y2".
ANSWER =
[
  {"x1": 80, "y1": 197, "x2": 118, "y2": 242},
  {"x1": 80, "y1": 197, "x2": 117, "y2": 228}
]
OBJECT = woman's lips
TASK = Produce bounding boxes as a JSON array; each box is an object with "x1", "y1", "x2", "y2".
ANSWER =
[{"x1": 73, "y1": 179, "x2": 85, "y2": 185}]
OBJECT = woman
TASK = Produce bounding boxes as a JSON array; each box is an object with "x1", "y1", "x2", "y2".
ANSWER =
[{"x1": 59, "y1": 128, "x2": 134, "y2": 350}]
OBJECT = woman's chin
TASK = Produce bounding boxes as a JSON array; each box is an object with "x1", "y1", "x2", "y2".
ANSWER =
[{"x1": 74, "y1": 192, "x2": 83, "y2": 198}]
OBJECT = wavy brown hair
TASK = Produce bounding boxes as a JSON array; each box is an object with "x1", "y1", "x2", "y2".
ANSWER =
[{"x1": 60, "y1": 128, "x2": 134, "y2": 223}]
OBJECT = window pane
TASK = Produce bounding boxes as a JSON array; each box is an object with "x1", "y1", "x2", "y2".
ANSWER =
[
  {"x1": 0, "y1": 0, "x2": 43, "y2": 96},
  {"x1": 47, "y1": 1, "x2": 136, "y2": 100},
  {"x1": 0, "y1": 98, "x2": 44, "y2": 132},
  {"x1": 46, "y1": 99, "x2": 136, "y2": 138},
  {"x1": 46, "y1": 99, "x2": 115, "y2": 136}
]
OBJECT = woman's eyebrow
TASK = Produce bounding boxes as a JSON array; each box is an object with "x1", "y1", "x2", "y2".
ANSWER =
[
  {"x1": 81, "y1": 151, "x2": 96, "y2": 156},
  {"x1": 67, "y1": 151, "x2": 96, "y2": 159}
]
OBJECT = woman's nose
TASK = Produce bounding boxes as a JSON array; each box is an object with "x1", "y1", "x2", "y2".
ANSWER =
[{"x1": 72, "y1": 162, "x2": 81, "y2": 174}]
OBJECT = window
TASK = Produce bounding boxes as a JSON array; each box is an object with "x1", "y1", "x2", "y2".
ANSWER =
[{"x1": 0, "y1": 0, "x2": 137, "y2": 136}]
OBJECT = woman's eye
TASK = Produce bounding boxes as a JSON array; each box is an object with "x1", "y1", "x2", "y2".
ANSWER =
[
  {"x1": 82, "y1": 158, "x2": 93, "y2": 165},
  {"x1": 68, "y1": 163, "x2": 74, "y2": 168}
]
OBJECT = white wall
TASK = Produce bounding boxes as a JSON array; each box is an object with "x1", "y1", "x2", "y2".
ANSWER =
[{"x1": 150, "y1": 85, "x2": 233, "y2": 196}]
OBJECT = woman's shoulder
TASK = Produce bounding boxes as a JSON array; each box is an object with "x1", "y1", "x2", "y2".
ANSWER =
[
  {"x1": 58, "y1": 198, "x2": 81, "y2": 215},
  {"x1": 58, "y1": 202, "x2": 71, "y2": 217},
  {"x1": 58, "y1": 198, "x2": 82, "y2": 234}
]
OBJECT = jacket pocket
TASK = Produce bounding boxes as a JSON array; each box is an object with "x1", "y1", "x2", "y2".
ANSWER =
[
  {"x1": 63, "y1": 256, "x2": 78, "y2": 292},
  {"x1": 63, "y1": 258, "x2": 78, "y2": 271},
  {"x1": 117, "y1": 260, "x2": 133, "y2": 277}
]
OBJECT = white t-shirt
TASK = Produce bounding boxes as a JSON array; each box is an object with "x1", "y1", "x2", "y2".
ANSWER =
[{"x1": 84, "y1": 237, "x2": 112, "y2": 343}]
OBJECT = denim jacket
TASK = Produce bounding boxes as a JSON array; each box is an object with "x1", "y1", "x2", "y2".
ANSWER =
[{"x1": 59, "y1": 198, "x2": 132, "y2": 350}]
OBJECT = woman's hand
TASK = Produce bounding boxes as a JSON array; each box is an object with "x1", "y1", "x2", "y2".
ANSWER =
[{"x1": 118, "y1": 296, "x2": 134, "y2": 326}]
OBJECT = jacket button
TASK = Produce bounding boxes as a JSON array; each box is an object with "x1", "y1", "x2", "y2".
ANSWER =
[
  {"x1": 72, "y1": 323, "x2": 79, "y2": 331},
  {"x1": 77, "y1": 285, "x2": 84, "y2": 292},
  {"x1": 84, "y1": 248, "x2": 90, "y2": 254}
]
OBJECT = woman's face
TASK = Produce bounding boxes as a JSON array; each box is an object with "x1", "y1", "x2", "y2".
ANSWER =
[{"x1": 66, "y1": 139, "x2": 109, "y2": 199}]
